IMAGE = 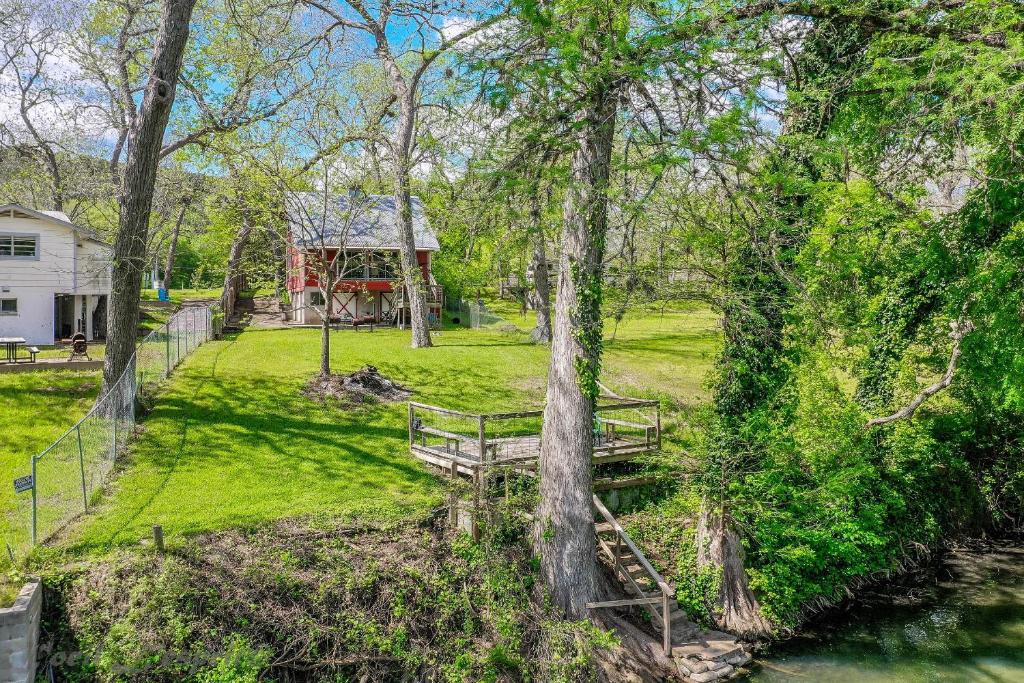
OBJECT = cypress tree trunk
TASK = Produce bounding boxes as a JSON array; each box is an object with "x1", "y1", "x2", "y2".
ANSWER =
[
  {"x1": 696, "y1": 505, "x2": 772, "y2": 637},
  {"x1": 103, "y1": 0, "x2": 197, "y2": 391},
  {"x1": 535, "y1": 81, "x2": 617, "y2": 619},
  {"x1": 529, "y1": 193, "x2": 552, "y2": 344}
]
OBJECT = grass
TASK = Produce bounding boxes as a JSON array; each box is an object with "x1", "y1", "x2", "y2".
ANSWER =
[
  {"x1": 6, "y1": 305, "x2": 718, "y2": 557},
  {"x1": 140, "y1": 287, "x2": 222, "y2": 305},
  {"x1": 0, "y1": 370, "x2": 101, "y2": 550}
]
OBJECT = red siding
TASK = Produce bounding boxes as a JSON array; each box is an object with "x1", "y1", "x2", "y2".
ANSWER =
[{"x1": 295, "y1": 249, "x2": 434, "y2": 292}]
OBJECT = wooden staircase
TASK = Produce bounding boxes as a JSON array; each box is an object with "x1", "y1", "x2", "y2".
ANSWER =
[{"x1": 589, "y1": 496, "x2": 751, "y2": 682}]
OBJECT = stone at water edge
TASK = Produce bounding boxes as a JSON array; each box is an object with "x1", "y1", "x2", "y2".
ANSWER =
[
  {"x1": 688, "y1": 664, "x2": 734, "y2": 683},
  {"x1": 725, "y1": 651, "x2": 751, "y2": 667},
  {"x1": 676, "y1": 657, "x2": 708, "y2": 674}
]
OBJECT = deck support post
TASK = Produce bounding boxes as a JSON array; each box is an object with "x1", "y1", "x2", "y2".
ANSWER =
[
  {"x1": 656, "y1": 404, "x2": 662, "y2": 450},
  {"x1": 472, "y1": 466, "x2": 481, "y2": 541},
  {"x1": 478, "y1": 415, "x2": 490, "y2": 527},
  {"x1": 448, "y1": 459, "x2": 458, "y2": 526},
  {"x1": 407, "y1": 403, "x2": 414, "y2": 449},
  {"x1": 662, "y1": 591, "x2": 671, "y2": 655}
]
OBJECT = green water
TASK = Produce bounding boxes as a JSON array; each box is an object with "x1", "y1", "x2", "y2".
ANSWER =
[{"x1": 749, "y1": 545, "x2": 1024, "y2": 682}]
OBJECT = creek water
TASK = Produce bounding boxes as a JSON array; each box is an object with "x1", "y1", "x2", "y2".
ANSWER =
[{"x1": 747, "y1": 544, "x2": 1024, "y2": 682}]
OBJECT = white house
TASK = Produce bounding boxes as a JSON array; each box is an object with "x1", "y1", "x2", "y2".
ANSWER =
[{"x1": 0, "y1": 204, "x2": 112, "y2": 345}]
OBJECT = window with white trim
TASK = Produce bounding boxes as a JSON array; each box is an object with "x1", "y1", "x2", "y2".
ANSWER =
[
  {"x1": 310, "y1": 290, "x2": 326, "y2": 307},
  {"x1": 0, "y1": 299, "x2": 17, "y2": 315},
  {"x1": 0, "y1": 234, "x2": 39, "y2": 258}
]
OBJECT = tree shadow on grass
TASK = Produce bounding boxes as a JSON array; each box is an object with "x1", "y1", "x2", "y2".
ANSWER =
[{"x1": 72, "y1": 327, "x2": 560, "y2": 550}]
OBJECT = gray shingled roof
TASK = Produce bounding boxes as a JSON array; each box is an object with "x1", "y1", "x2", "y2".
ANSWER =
[
  {"x1": 0, "y1": 204, "x2": 109, "y2": 245},
  {"x1": 285, "y1": 192, "x2": 440, "y2": 251}
]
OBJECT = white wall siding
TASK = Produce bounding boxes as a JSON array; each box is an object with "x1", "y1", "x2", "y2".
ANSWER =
[
  {"x1": 0, "y1": 288, "x2": 53, "y2": 345},
  {"x1": 0, "y1": 213, "x2": 112, "y2": 344}
]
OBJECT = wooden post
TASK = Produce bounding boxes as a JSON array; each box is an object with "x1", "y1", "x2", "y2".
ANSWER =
[
  {"x1": 449, "y1": 459, "x2": 458, "y2": 526},
  {"x1": 407, "y1": 403, "x2": 414, "y2": 448},
  {"x1": 478, "y1": 415, "x2": 489, "y2": 526},
  {"x1": 478, "y1": 415, "x2": 487, "y2": 464},
  {"x1": 656, "y1": 404, "x2": 662, "y2": 450},
  {"x1": 613, "y1": 534, "x2": 621, "y2": 581},
  {"x1": 472, "y1": 466, "x2": 481, "y2": 542},
  {"x1": 662, "y1": 591, "x2": 671, "y2": 655},
  {"x1": 153, "y1": 524, "x2": 164, "y2": 552}
]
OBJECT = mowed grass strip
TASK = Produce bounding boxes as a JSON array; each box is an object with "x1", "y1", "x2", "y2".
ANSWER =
[{"x1": 65, "y1": 309, "x2": 720, "y2": 552}]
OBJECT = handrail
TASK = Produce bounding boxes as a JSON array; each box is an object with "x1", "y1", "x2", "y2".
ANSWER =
[
  {"x1": 592, "y1": 494, "x2": 674, "y2": 655},
  {"x1": 410, "y1": 399, "x2": 658, "y2": 423},
  {"x1": 408, "y1": 401, "x2": 478, "y2": 419},
  {"x1": 593, "y1": 495, "x2": 673, "y2": 596}
]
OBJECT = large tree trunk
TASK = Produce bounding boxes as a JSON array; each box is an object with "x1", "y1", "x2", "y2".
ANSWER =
[
  {"x1": 529, "y1": 193, "x2": 552, "y2": 344},
  {"x1": 390, "y1": 90, "x2": 432, "y2": 348},
  {"x1": 103, "y1": 0, "x2": 197, "y2": 390},
  {"x1": 695, "y1": 505, "x2": 773, "y2": 638},
  {"x1": 534, "y1": 84, "x2": 617, "y2": 619},
  {"x1": 162, "y1": 203, "x2": 187, "y2": 291},
  {"x1": 221, "y1": 217, "x2": 253, "y2": 320}
]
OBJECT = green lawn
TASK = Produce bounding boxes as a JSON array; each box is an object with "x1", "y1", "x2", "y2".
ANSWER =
[
  {"x1": 38, "y1": 307, "x2": 720, "y2": 554},
  {"x1": 140, "y1": 287, "x2": 222, "y2": 305},
  {"x1": 0, "y1": 370, "x2": 101, "y2": 549}
]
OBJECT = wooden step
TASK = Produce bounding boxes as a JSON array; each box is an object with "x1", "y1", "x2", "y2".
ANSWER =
[
  {"x1": 594, "y1": 521, "x2": 615, "y2": 534},
  {"x1": 672, "y1": 637, "x2": 744, "y2": 662}
]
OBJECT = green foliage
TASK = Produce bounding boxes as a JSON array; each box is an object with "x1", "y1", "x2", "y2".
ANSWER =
[
  {"x1": 195, "y1": 637, "x2": 270, "y2": 683},
  {"x1": 41, "y1": 509, "x2": 618, "y2": 682}
]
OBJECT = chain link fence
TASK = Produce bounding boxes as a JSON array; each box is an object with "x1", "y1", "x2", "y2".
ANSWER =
[
  {"x1": 468, "y1": 301, "x2": 504, "y2": 329},
  {"x1": 24, "y1": 305, "x2": 222, "y2": 550}
]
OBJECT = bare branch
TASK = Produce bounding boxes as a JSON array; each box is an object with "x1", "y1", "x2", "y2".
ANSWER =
[{"x1": 864, "y1": 318, "x2": 976, "y2": 429}]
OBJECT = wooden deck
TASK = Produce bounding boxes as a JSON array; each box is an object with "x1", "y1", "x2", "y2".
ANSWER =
[{"x1": 407, "y1": 398, "x2": 661, "y2": 475}]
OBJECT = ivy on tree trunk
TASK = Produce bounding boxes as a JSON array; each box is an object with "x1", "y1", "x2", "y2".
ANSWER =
[{"x1": 535, "y1": 79, "x2": 617, "y2": 619}]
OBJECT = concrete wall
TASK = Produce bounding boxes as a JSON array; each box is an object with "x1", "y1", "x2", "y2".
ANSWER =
[{"x1": 0, "y1": 581, "x2": 41, "y2": 683}]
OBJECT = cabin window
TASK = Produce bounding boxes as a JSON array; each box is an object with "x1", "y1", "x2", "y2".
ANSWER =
[
  {"x1": 309, "y1": 291, "x2": 326, "y2": 307},
  {"x1": 0, "y1": 234, "x2": 39, "y2": 259},
  {"x1": 339, "y1": 251, "x2": 366, "y2": 279},
  {"x1": 0, "y1": 299, "x2": 17, "y2": 315},
  {"x1": 369, "y1": 252, "x2": 398, "y2": 279}
]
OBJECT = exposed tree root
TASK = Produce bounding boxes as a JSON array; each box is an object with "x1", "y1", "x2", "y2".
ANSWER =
[{"x1": 696, "y1": 505, "x2": 774, "y2": 638}]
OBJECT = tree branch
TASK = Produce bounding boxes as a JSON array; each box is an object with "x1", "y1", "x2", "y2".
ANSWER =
[{"x1": 864, "y1": 318, "x2": 975, "y2": 429}]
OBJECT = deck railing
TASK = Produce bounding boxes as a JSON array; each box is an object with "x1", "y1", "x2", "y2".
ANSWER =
[{"x1": 408, "y1": 397, "x2": 661, "y2": 470}]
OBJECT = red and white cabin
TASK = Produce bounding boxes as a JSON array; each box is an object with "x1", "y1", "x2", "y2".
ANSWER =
[{"x1": 285, "y1": 193, "x2": 442, "y2": 326}]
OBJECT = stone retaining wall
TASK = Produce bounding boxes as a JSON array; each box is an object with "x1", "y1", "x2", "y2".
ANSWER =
[{"x1": 0, "y1": 581, "x2": 41, "y2": 683}]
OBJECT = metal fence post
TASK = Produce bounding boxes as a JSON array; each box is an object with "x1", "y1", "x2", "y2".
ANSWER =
[
  {"x1": 77, "y1": 425, "x2": 88, "y2": 511},
  {"x1": 176, "y1": 314, "x2": 181, "y2": 365},
  {"x1": 165, "y1": 320, "x2": 171, "y2": 377},
  {"x1": 30, "y1": 456, "x2": 37, "y2": 545}
]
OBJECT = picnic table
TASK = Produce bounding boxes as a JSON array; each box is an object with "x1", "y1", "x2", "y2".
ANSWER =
[{"x1": 0, "y1": 337, "x2": 26, "y2": 364}]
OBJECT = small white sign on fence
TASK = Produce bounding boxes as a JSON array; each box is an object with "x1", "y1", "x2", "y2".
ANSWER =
[{"x1": 13, "y1": 475, "x2": 33, "y2": 494}]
